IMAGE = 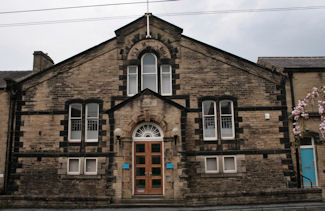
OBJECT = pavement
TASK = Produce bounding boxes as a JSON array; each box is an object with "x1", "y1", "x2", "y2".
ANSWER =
[{"x1": 2, "y1": 202, "x2": 325, "y2": 211}]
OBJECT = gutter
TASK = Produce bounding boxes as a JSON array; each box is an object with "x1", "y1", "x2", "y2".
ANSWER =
[
  {"x1": 3, "y1": 79, "x2": 17, "y2": 194},
  {"x1": 287, "y1": 70, "x2": 301, "y2": 188}
]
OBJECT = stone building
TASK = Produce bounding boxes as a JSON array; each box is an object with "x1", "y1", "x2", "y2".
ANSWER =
[
  {"x1": 0, "y1": 14, "x2": 322, "y2": 207},
  {"x1": 258, "y1": 57, "x2": 325, "y2": 198}
]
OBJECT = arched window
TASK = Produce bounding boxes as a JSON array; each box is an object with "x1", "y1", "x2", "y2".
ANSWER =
[
  {"x1": 141, "y1": 53, "x2": 157, "y2": 92},
  {"x1": 220, "y1": 100, "x2": 234, "y2": 139},
  {"x1": 132, "y1": 123, "x2": 163, "y2": 141}
]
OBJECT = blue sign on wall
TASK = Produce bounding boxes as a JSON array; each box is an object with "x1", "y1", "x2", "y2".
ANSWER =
[
  {"x1": 166, "y1": 163, "x2": 174, "y2": 169},
  {"x1": 122, "y1": 163, "x2": 129, "y2": 169}
]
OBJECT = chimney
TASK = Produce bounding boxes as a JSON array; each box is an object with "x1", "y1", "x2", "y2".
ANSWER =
[{"x1": 33, "y1": 51, "x2": 54, "y2": 73}]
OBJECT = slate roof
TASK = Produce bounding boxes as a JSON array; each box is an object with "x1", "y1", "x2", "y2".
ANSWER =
[
  {"x1": 258, "y1": 57, "x2": 325, "y2": 68},
  {"x1": 0, "y1": 71, "x2": 33, "y2": 89}
]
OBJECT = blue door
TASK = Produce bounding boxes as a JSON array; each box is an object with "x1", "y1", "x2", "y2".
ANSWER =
[{"x1": 301, "y1": 148, "x2": 317, "y2": 187}]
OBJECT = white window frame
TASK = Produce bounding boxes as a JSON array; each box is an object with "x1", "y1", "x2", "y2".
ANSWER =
[
  {"x1": 68, "y1": 104, "x2": 82, "y2": 142},
  {"x1": 67, "y1": 158, "x2": 81, "y2": 175},
  {"x1": 84, "y1": 158, "x2": 98, "y2": 175},
  {"x1": 160, "y1": 65, "x2": 172, "y2": 96},
  {"x1": 85, "y1": 103, "x2": 99, "y2": 143},
  {"x1": 127, "y1": 66, "x2": 138, "y2": 96},
  {"x1": 222, "y1": 155, "x2": 237, "y2": 173},
  {"x1": 202, "y1": 101, "x2": 218, "y2": 141},
  {"x1": 141, "y1": 53, "x2": 158, "y2": 92},
  {"x1": 205, "y1": 156, "x2": 219, "y2": 173},
  {"x1": 220, "y1": 100, "x2": 235, "y2": 140}
]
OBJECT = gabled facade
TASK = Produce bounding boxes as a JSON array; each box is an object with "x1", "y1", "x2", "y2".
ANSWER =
[{"x1": 0, "y1": 14, "x2": 322, "y2": 207}]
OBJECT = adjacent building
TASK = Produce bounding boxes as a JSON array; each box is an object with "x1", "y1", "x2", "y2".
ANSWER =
[{"x1": 258, "y1": 57, "x2": 325, "y2": 198}]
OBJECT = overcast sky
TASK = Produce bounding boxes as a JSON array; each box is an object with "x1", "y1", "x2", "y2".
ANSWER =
[{"x1": 1, "y1": 0, "x2": 325, "y2": 70}]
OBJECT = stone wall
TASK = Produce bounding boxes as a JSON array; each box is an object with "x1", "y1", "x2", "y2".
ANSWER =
[{"x1": 1, "y1": 15, "x2": 318, "y2": 207}]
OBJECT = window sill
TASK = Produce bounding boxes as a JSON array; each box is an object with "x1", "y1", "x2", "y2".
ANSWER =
[
  {"x1": 61, "y1": 175, "x2": 101, "y2": 180},
  {"x1": 201, "y1": 173, "x2": 242, "y2": 178}
]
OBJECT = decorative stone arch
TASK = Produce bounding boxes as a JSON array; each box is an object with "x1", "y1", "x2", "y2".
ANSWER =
[
  {"x1": 127, "y1": 39, "x2": 172, "y2": 60},
  {"x1": 125, "y1": 112, "x2": 168, "y2": 137}
]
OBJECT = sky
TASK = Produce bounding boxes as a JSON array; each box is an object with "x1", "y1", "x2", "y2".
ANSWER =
[{"x1": 1, "y1": 0, "x2": 325, "y2": 70}]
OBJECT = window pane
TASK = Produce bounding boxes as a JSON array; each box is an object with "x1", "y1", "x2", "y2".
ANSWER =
[
  {"x1": 69, "y1": 159, "x2": 79, "y2": 172},
  {"x1": 128, "y1": 74, "x2": 137, "y2": 95},
  {"x1": 161, "y1": 74, "x2": 171, "y2": 94},
  {"x1": 128, "y1": 66, "x2": 137, "y2": 74},
  {"x1": 203, "y1": 102, "x2": 215, "y2": 115},
  {"x1": 136, "y1": 167, "x2": 146, "y2": 176},
  {"x1": 152, "y1": 179, "x2": 161, "y2": 189},
  {"x1": 206, "y1": 157, "x2": 217, "y2": 171},
  {"x1": 136, "y1": 144, "x2": 145, "y2": 153},
  {"x1": 87, "y1": 120, "x2": 98, "y2": 139},
  {"x1": 221, "y1": 116, "x2": 233, "y2": 138},
  {"x1": 221, "y1": 101, "x2": 232, "y2": 114},
  {"x1": 71, "y1": 104, "x2": 81, "y2": 117},
  {"x1": 161, "y1": 65, "x2": 170, "y2": 73},
  {"x1": 71, "y1": 119, "x2": 81, "y2": 139},
  {"x1": 204, "y1": 116, "x2": 216, "y2": 138},
  {"x1": 87, "y1": 104, "x2": 98, "y2": 117},
  {"x1": 136, "y1": 156, "x2": 145, "y2": 165},
  {"x1": 136, "y1": 180, "x2": 145, "y2": 188},
  {"x1": 224, "y1": 157, "x2": 235, "y2": 171},
  {"x1": 152, "y1": 155, "x2": 161, "y2": 164},
  {"x1": 152, "y1": 168, "x2": 161, "y2": 176},
  {"x1": 85, "y1": 159, "x2": 96, "y2": 173},
  {"x1": 152, "y1": 144, "x2": 160, "y2": 153},
  {"x1": 143, "y1": 74, "x2": 156, "y2": 91},
  {"x1": 143, "y1": 54, "x2": 156, "y2": 73}
]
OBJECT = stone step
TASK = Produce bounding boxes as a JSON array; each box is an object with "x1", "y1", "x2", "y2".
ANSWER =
[{"x1": 114, "y1": 197, "x2": 185, "y2": 207}]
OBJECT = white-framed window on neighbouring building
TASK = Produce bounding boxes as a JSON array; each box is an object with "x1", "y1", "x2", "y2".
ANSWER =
[
  {"x1": 220, "y1": 100, "x2": 234, "y2": 139},
  {"x1": 127, "y1": 66, "x2": 138, "y2": 96},
  {"x1": 205, "y1": 156, "x2": 219, "y2": 173},
  {"x1": 86, "y1": 103, "x2": 99, "y2": 142},
  {"x1": 141, "y1": 53, "x2": 157, "y2": 92},
  {"x1": 161, "y1": 65, "x2": 172, "y2": 96},
  {"x1": 223, "y1": 156, "x2": 237, "y2": 173},
  {"x1": 67, "y1": 158, "x2": 81, "y2": 175},
  {"x1": 69, "y1": 104, "x2": 82, "y2": 142},
  {"x1": 84, "y1": 158, "x2": 97, "y2": 175},
  {"x1": 202, "y1": 101, "x2": 217, "y2": 140}
]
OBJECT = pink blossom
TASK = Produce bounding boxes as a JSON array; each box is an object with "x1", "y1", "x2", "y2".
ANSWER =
[
  {"x1": 293, "y1": 125, "x2": 302, "y2": 136},
  {"x1": 298, "y1": 100, "x2": 307, "y2": 108},
  {"x1": 305, "y1": 93, "x2": 312, "y2": 101},
  {"x1": 292, "y1": 86, "x2": 325, "y2": 138},
  {"x1": 292, "y1": 109, "x2": 300, "y2": 116},
  {"x1": 319, "y1": 104, "x2": 324, "y2": 115},
  {"x1": 319, "y1": 121, "x2": 325, "y2": 138},
  {"x1": 301, "y1": 113, "x2": 309, "y2": 119},
  {"x1": 312, "y1": 87, "x2": 319, "y2": 98}
]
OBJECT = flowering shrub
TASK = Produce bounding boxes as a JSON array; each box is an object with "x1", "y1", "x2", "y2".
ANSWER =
[{"x1": 292, "y1": 86, "x2": 325, "y2": 139}]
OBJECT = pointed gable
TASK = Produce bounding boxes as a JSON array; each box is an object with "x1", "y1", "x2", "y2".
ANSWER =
[
  {"x1": 115, "y1": 14, "x2": 183, "y2": 42},
  {"x1": 108, "y1": 88, "x2": 186, "y2": 113}
]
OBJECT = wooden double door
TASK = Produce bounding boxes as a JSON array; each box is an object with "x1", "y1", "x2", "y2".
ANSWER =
[{"x1": 134, "y1": 141, "x2": 163, "y2": 195}]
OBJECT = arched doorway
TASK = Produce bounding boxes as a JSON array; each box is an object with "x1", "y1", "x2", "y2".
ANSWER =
[{"x1": 132, "y1": 123, "x2": 164, "y2": 195}]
